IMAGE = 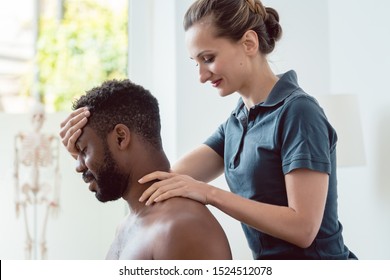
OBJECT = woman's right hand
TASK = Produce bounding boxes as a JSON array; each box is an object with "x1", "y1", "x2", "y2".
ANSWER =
[{"x1": 59, "y1": 107, "x2": 90, "y2": 159}]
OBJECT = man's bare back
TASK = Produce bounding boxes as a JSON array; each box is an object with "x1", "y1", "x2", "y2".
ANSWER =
[{"x1": 106, "y1": 197, "x2": 232, "y2": 260}]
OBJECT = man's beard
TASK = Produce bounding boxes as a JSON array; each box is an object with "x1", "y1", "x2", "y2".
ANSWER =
[{"x1": 94, "y1": 148, "x2": 129, "y2": 203}]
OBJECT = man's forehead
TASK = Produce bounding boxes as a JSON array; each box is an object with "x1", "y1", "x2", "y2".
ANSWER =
[{"x1": 76, "y1": 126, "x2": 94, "y2": 145}]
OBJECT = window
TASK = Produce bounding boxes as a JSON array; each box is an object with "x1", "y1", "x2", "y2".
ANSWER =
[{"x1": 0, "y1": 0, "x2": 128, "y2": 112}]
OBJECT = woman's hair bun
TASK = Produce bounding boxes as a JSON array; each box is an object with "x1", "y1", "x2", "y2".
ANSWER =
[{"x1": 264, "y1": 7, "x2": 282, "y2": 43}]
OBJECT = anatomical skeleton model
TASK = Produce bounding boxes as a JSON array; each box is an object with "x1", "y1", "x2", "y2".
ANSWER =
[{"x1": 14, "y1": 102, "x2": 60, "y2": 259}]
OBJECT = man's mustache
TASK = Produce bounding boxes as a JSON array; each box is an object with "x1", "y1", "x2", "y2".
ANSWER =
[{"x1": 82, "y1": 171, "x2": 95, "y2": 183}]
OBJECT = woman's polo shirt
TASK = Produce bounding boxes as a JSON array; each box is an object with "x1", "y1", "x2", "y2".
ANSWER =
[{"x1": 205, "y1": 70, "x2": 354, "y2": 259}]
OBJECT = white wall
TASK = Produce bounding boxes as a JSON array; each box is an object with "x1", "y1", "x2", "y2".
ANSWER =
[
  {"x1": 328, "y1": 0, "x2": 390, "y2": 259},
  {"x1": 128, "y1": 0, "x2": 178, "y2": 161},
  {"x1": 265, "y1": 0, "x2": 331, "y2": 95}
]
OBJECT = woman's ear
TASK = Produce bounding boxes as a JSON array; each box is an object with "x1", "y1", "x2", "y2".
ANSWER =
[
  {"x1": 241, "y1": 30, "x2": 259, "y2": 56},
  {"x1": 113, "y1": 124, "x2": 131, "y2": 149}
]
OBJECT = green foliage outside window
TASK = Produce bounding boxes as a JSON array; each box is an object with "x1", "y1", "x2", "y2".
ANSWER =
[{"x1": 35, "y1": 0, "x2": 128, "y2": 111}]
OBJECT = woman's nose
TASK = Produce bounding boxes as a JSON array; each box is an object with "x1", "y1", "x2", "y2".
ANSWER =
[{"x1": 199, "y1": 65, "x2": 211, "y2": 84}]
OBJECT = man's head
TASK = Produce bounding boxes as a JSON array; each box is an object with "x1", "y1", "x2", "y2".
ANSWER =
[
  {"x1": 73, "y1": 79, "x2": 162, "y2": 202},
  {"x1": 73, "y1": 79, "x2": 162, "y2": 150}
]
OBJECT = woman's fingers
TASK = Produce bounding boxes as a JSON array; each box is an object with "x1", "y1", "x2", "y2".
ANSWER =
[
  {"x1": 138, "y1": 174, "x2": 175, "y2": 203},
  {"x1": 139, "y1": 172, "x2": 209, "y2": 205},
  {"x1": 144, "y1": 181, "x2": 179, "y2": 205},
  {"x1": 138, "y1": 171, "x2": 173, "y2": 184}
]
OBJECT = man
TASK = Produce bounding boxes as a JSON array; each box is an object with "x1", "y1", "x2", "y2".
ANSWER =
[{"x1": 68, "y1": 79, "x2": 232, "y2": 260}]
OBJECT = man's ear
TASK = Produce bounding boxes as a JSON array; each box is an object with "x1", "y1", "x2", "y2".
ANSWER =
[
  {"x1": 241, "y1": 30, "x2": 259, "y2": 56},
  {"x1": 113, "y1": 124, "x2": 131, "y2": 150}
]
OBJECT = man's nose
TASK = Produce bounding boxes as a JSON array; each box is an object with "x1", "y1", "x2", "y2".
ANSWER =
[{"x1": 75, "y1": 154, "x2": 86, "y2": 173}]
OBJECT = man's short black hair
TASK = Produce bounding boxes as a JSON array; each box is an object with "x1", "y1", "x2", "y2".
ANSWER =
[{"x1": 73, "y1": 79, "x2": 162, "y2": 150}]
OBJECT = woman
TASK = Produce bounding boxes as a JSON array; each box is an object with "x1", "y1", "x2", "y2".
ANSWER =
[{"x1": 60, "y1": 0, "x2": 356, "y2": 259}]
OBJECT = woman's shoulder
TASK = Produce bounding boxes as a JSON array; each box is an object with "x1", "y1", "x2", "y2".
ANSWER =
[{"x1": 283, "y1": 91, "x2": 323, "y2": 115}]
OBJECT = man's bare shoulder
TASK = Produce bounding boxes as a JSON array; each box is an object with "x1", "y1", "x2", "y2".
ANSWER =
[
  {"x1": 147, "y1": 197, "x2": 232, "y2": 260},
  {"x1": 156, "y1": 197, "x2": 214, "y2": 218},
  {"x1": 107, "y1": 198, "x2": 231, "y2": 260}
]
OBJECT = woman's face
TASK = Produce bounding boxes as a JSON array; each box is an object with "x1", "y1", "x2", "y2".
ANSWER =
[{"x1": 185, "y1": 20, "x2": 250, "y2": 97}]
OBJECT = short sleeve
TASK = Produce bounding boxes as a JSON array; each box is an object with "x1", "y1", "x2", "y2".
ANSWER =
[
  {"x1": 204, "y1": 123, "x2": 226, "y2": 158},
  {"x1": 279, "y1": 95, "x2": 337, "y2": 175}
]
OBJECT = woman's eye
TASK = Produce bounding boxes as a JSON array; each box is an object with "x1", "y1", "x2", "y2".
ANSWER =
[
  {"x1": 204, "y1": 57, "x2": 214, "y2": 63},
  {"x1": 193, "y1": 56, "x2": 214, "y2": 67}
]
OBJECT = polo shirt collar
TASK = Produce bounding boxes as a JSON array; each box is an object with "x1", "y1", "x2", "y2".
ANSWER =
[
  {"x1": 233, "y1": 70, "x2": 300, "y2": 116},
  {"x1": 263, "y1": 70, "x2": 300, "y2": 107}
]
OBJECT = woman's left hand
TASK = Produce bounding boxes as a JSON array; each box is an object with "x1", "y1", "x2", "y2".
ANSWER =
[{"x1": 138, "y1": 171, "x2": 211, "y2": 205}]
